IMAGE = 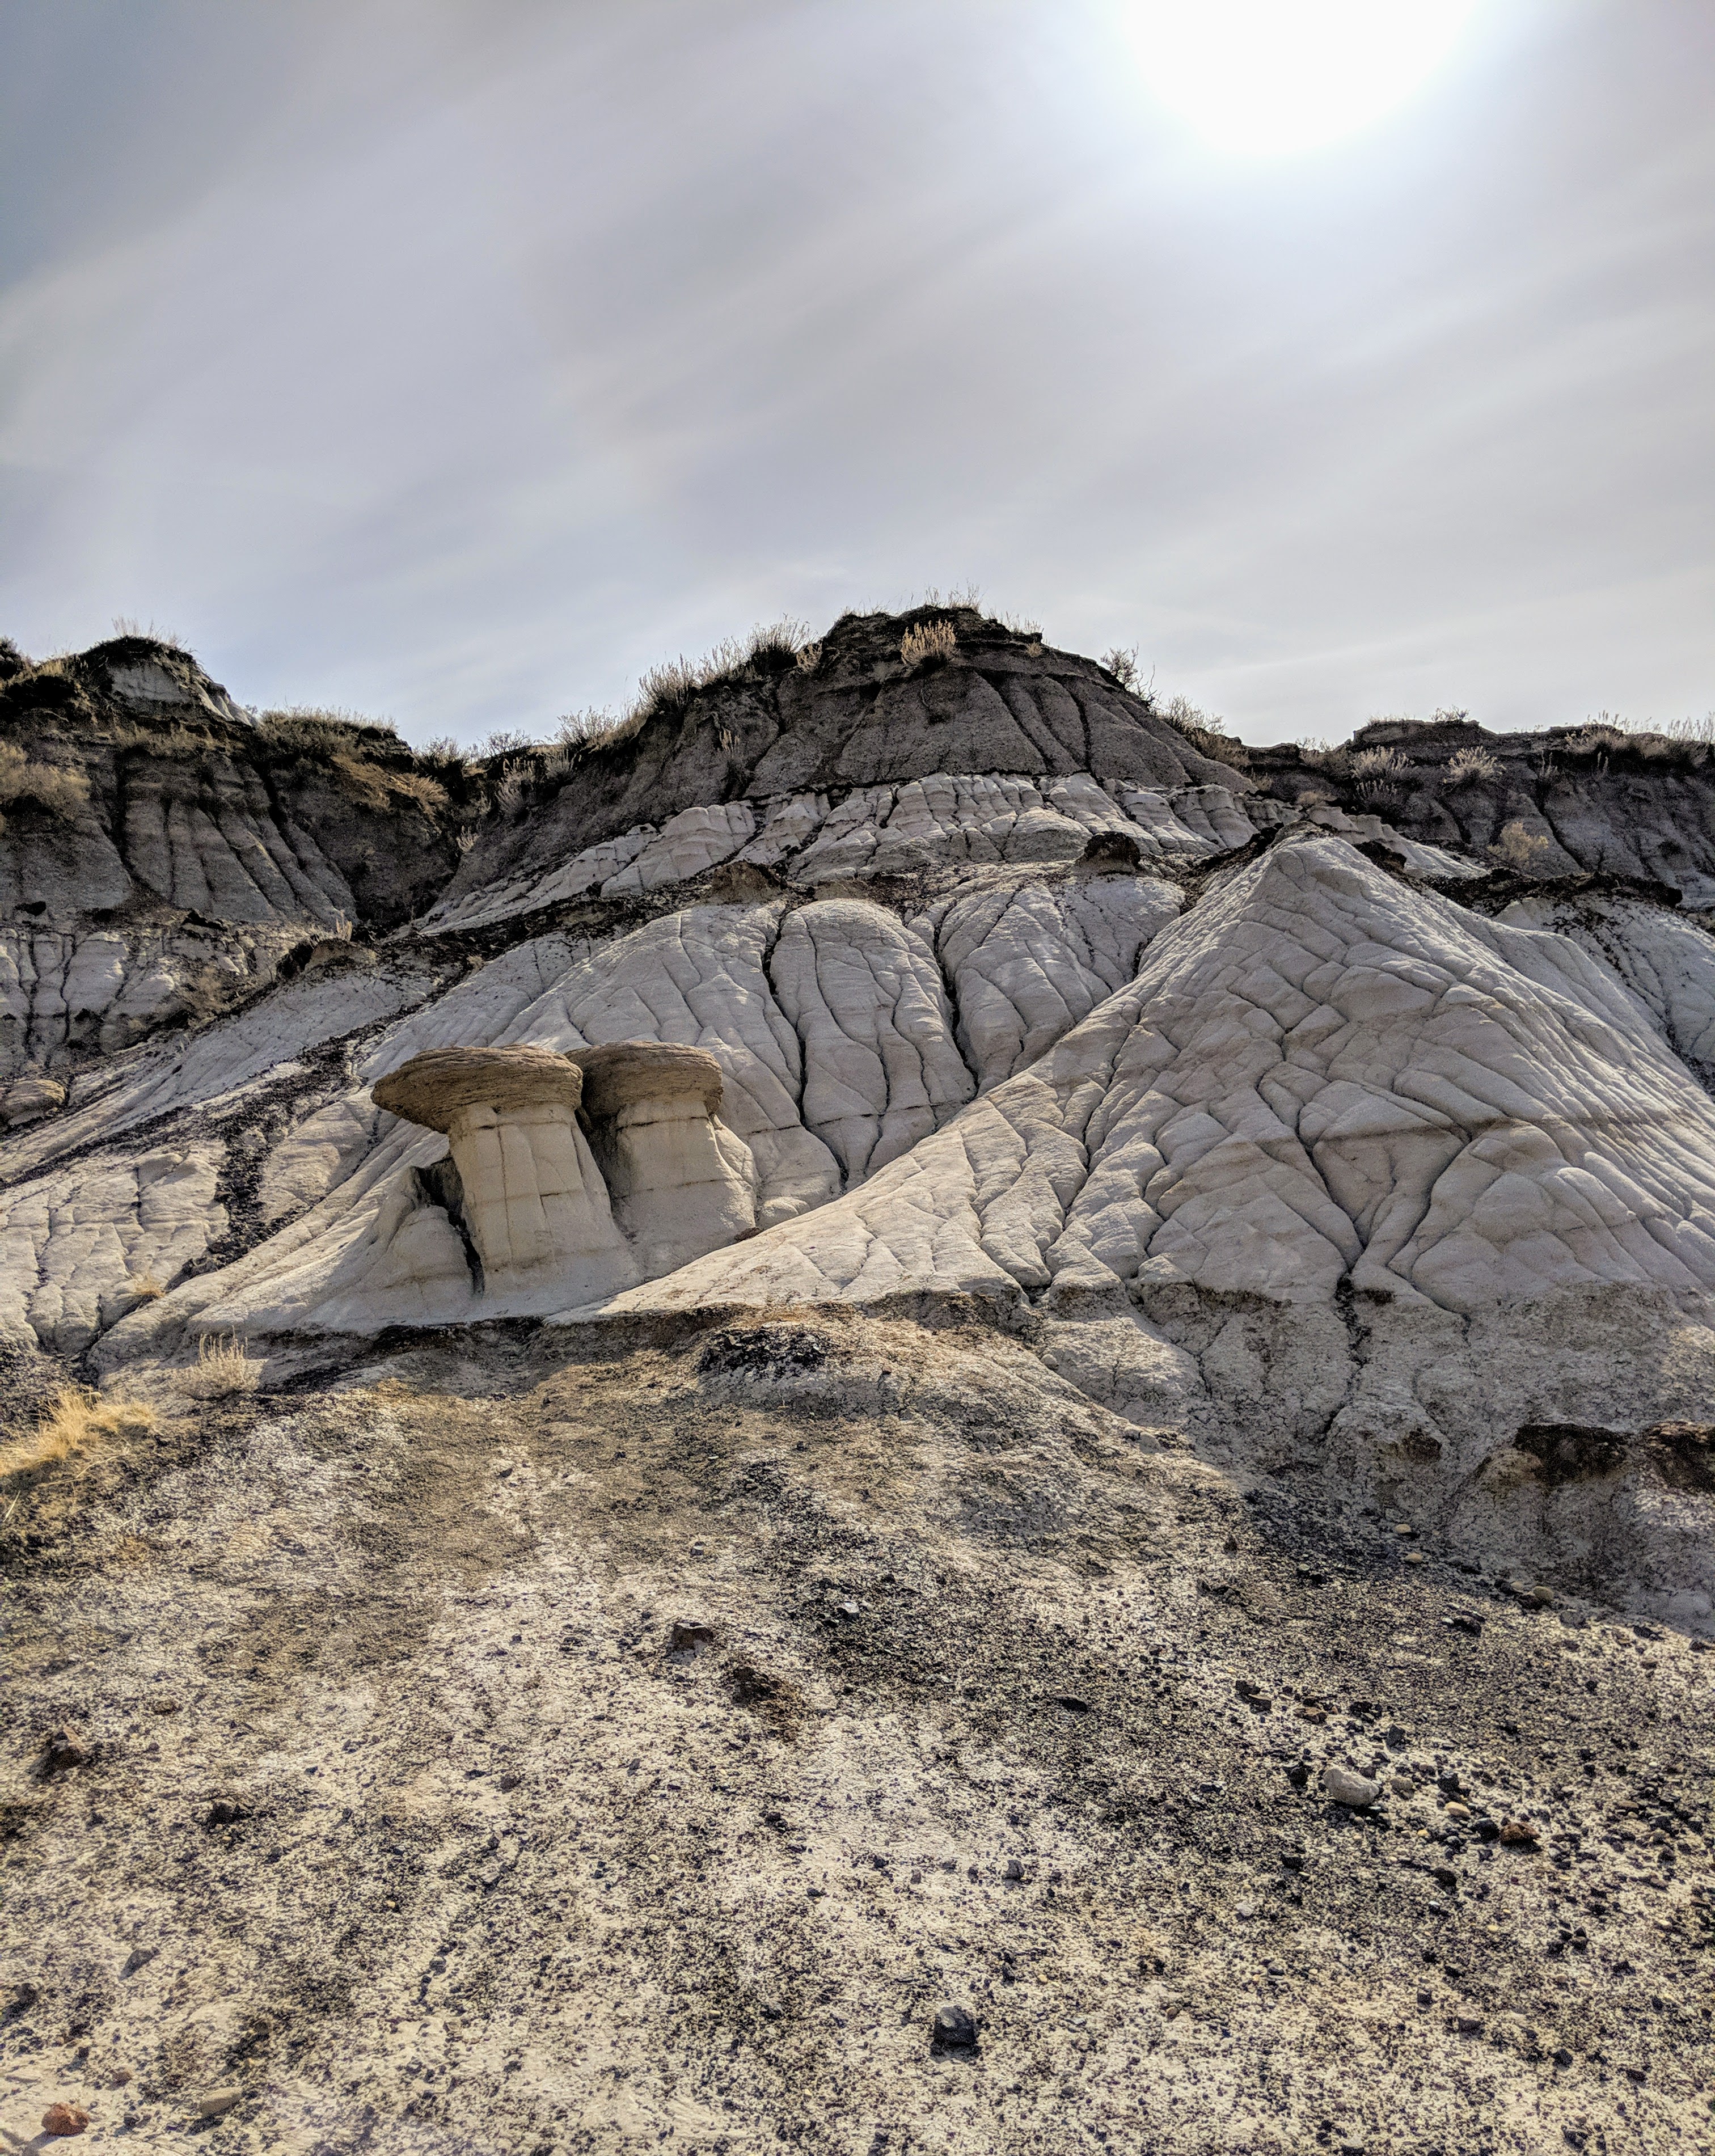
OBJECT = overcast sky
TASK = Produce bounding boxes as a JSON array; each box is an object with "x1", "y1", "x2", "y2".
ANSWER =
[{"x1": 1, "y1": 0, "x2": 1710, "y2": 747}]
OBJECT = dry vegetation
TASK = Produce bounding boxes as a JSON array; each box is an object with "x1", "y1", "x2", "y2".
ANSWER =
[
  {"x1": 175, "y1": 1334, "x2": 263, "y2": 1400},
  {"x1": 0, "y1": 739, "x2": 91, "y2": 820},
  {"x1": 328, "y1": 750, "x2": 449, "y2": 814},
  {"x1": 0, "y1": 1386, "x2": 159, "y2": 1491},
  {"x1": 1489, "y1": 819, "x2": 1557, "y2": 873},
  {"x1": 899, "y1": 620, "x2": 957, "y2": 671},
  {"x1": 1156, "y1": 692, "x2": 1251, "y2": 771},
  {"x1": 1446, "y1": 746, "x2": 1502, "y2": 783}
]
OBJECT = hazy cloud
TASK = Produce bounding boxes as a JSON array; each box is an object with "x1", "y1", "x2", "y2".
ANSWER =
[{"x1": 1, "y1": 0, "x2": 1710, "y2": 744}]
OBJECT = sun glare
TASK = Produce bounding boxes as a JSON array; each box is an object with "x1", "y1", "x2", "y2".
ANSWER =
[{"x1": 1120, "y1": 1, "x2": 1485, "y2": 157}]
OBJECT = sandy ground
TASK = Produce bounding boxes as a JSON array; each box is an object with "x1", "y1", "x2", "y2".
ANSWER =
[{"x1": 3, "y1": 1305, "x2": 1713, "y2": 2154}]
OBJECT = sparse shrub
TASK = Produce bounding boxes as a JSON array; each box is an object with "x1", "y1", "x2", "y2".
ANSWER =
[
  {"x1": 1355, "y1": 779, "x2": 1404, "y2": 807},
  {"x1": 131, "y1": 1271, "x2": 166, "y2": 1301},
  {"x1": 177, "y1": 1335, "x2": 262, "y2": 1400},
  {"x1": 454, "y1": 828, "x2": 480, "y2": 855},
  {"x1": 1489, "y1": 820, "x2": 1555, "y2": 873},
  {"x1": 1102, "y1": 646, "x2": 1141, "y2": 691},
  {"x1": 1350, "y1": 746, "x2": 1408, "y2": 778},
  {"x1": 1158, "y1": 694, "x2": 1251, "y2": 771},
  {"x1": 420, "y1": 734, "x2": 460, "y2": 760},
  {"x1": 900, "y1": 621, "x2": 957, "y2": 671},
  {"x1": 1446, "y1": 747, "x2": 1501, "y2": 783},
  {"x1": 0, "y1": 1386, "x2": 159, "y2": 1486},
  {"x1": 110, "y1": 615, "x2": 184, "y2": 649},
  {"x1": 0, "y1": 741, "x2": 91, "y2": 819},
  {"x1": 481, "y1": 729, "x2": 537, "y2": 756},
  {"x1": 746, "y1": 618, "x2": 810, "y2": 666},
  {"x1": 554, "y1": 708, "x2": 632, "y2": 751},
  {"x1": 495, "y1": 764, "x2": 530, "y2": 813}
]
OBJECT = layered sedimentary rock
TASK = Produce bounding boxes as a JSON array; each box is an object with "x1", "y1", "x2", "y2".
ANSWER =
[
  {"x1": 578, "y1": 1040, "x2": 755, "y2": 1273},
  {"x1": 373, "y1": 1046, "x2": 632, "y2": 1308},
  {"x1": 5, "y1": 606, "x2": 1714, "y2": 1624}
]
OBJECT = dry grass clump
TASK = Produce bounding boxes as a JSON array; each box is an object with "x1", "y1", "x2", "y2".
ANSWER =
[
  {"x1": 1158, "y1": 694, "x2": 1251, "y2": 771},
  {"x1": 257, "y1": 707, "x2": 402, "y2": 759},
  {"x1": 1446, "y1": 746, "x2": 1502, "y2": 783},
  {"x1": 900, "y1": 620, "x2": 957, "y2": 671},
  {"x1": 98, "y1": 718, "x2": 219, "y2": 759},
  {"x1": 328, "y1": 751, "x2": 449, "y2": 814},
  {"x1": 110, "y1": 615, "x2": 185, "y2": 649},
  {"x1": 1490, "y1": 820, "x2": 1556, "y2": 874},
  {"x1": 0, "y1": 1387, "x2": 159, "y2": 1489},
  {"x1": 1350, "y1": 746, "x2": 1408, "y2": 778},
  {"x1": 0, "y1": 741, "x2": 91, "y2": 820},
  {"x1": 454, "y1": 827, "x2": 480, "y2": 855},
  {"x1": 176, "y1": 1334, "x2": 263, "y2": 1400}
]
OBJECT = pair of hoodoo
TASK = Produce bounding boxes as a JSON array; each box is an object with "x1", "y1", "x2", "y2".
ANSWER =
[{"x1": 371, "y1": 1039, "x2": 753, "y2": 1308}]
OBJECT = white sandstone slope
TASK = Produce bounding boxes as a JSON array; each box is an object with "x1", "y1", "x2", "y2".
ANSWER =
[{"x1": 590, "y1": 834, "x2": 1715, "y2": 1317}]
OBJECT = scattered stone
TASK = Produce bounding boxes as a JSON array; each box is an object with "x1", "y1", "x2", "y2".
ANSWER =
[
  {"x1": 1391, "y1": 1776, "x2": 1416, "y2": 1798},
  {"x1": 931, "y1": 2003, "x2": 978, "y2": 2051},
  {"x1": 119, "y1": 1946, "x2": 157, "y2": 1978},
  {"x1": 1433, "y1": 1866, "x2": 1459, "y2": 1892},
  {"x1": 1443, "y1": 1802, "x2": 1472, "y2": 1823},
  {"x1": 837, "y1": 1600, "x2": 861, "y2": 1618},
  {"x1": 1323, "y1": 1765, "x2": 1380, "y2": 1808},
  {"x1": 1455, "y1": 2017, "x2": 1483, "y2": 2037},
  {"x1": 205, "y1": 1798, "x2": 244, "y2": 1827},
  {"x1": 41, "y1": 2104, "x2": 91, "y2": 2137},
  {"x1": 668, "y1": 1620, "x2": 717, "y2": 1656},
  {"x1": 1285, "y1": 1762, "x2": 1310, "y2": 1790},
  {"x1": 1004, "y1": 1859, "x2": 1024, "y2": 1882},
  {"x1": 195, "y1": 2089, "x2": 243, "y2": 2118},
  {"x1": 1500, "y1": 1820, "x2": 1539, "y2": 1846},
  {"x1": 36, "y1": 1727, "x2": 87, "y2": 1777}
]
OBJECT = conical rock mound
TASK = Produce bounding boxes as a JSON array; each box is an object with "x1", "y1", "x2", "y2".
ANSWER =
[{"x1": 592, "y1": 833, "x2": 1715, "y2": 1317}]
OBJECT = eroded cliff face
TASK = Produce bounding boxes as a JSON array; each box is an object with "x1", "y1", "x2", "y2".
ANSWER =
[
  {"x1": 0, "y1": 636, "x2": 467, "y2": 1090},
  {"x1": 5, "y1": 607, "x2": 1715, "y2": 2149}
]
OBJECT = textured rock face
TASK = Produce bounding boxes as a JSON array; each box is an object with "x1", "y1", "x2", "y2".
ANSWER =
[
  {"x1": 373, "y1": 1047, "x2": 630, "y2": 1308},
  {"x1": 0, "y1": 635, "x2": 464, "y2": 1078},
  {"x1": 578, "y1": 1041, "x2": 756, "y2": 1274},
  {"x1": 6, "y1": 606, "x2": 1715, "y2": 1629},
  {"x1": 11, "y1": 607, "x2": 1715, "y2": 2156}
]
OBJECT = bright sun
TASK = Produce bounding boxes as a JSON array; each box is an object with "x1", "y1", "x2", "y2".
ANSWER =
[{"x1": 1120, "y1": 1, "x2": 1485, "y2": 157}]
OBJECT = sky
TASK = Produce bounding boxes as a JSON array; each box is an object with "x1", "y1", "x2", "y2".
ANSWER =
[{"x1": 1, "y1": 0, "x2": 1710, "y2": 749}]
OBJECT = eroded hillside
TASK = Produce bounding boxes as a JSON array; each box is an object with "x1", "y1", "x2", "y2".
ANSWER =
[{"x1": 3, "y1": 606, "x2": 1713, "y2": 2154}]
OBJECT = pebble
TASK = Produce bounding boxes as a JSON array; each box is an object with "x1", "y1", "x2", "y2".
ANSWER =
[
  {"x1": 41, "y1": 2104, "x2": 91, "y2": 2137},
  {"x1": 37, "y1": 1727, "x2": 87, "y2": 1777},
  {"x1": 1323, "y1": 1765, "x2": 1380, "y2": 1808},
  {"x1": 931, "y1": 2003, "x2": 978, "y2": 2050},
  {"x1": 1003, "y1": 1858, "x2": 1024, "y2": 1882},
  {"x1": 196, "y1": 2089, "x2": 243, "y2": 2118},
  {"x1": 1443, "y1": 1802, "x2": 1472, "y2": 1822}
]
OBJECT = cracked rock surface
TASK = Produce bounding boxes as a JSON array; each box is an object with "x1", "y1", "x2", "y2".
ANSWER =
[{"x1": 5, "y1": 604, "x2": 1715, "y2": 2153}]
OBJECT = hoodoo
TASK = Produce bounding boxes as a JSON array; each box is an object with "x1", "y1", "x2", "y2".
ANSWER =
[
  {"x1": 6, "y1": 607, "x2": 1714, "y2": 2156},
  {"x1": 575, "y1": 1039, "x2": 756, "y2": 1274},
  {"x1": 371, "y1": 1045, "x2": 632, "y2": 1303}
]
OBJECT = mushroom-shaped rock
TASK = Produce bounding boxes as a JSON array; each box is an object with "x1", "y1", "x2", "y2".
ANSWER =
[
  {"x1": 576, "y1": 1041, "x2": 757, "y2": 1275},
  {"x1": 373, "y1": 1047, "x2": 632, "y2": 1303}
]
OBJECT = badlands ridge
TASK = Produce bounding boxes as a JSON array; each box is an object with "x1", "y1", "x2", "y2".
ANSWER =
[{"x1": 2, "y1": 608, "x2": 1713, "y2": 2155}]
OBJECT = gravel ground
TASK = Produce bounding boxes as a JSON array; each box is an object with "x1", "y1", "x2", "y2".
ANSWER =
[{"x1": 4, "y1": 1306, "x2": 1713, "y2": 2154}]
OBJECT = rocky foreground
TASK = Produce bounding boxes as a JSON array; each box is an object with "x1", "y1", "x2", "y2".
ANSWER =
[{"x1": 2, "y1": 607, "x2": 1713, "y2": 2151}]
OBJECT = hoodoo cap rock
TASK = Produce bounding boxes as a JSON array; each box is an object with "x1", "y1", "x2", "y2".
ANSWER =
[
  {"x1": 371, "y1": 1045, "x2": 585, "y2": 1132},
  {"x1": 576, "y1": 1041, "x2": 724, "y2": 1121}
]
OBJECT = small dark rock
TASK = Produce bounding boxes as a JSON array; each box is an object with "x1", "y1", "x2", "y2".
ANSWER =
[
  {"x1": 205, "y1": 1799, "x2": 244, "y2": 1828},
  {"x1": 931, "y1": 2003, "x2": 978, "y2": 2051},
  {"x1": 1285, "y1": 1763, "x2": 1310, "y2": 1790},
  {"x1": 1432, "y1": 1866, "x2": 1459, "y2": 1892},
  {"x1": 36, "y1": 1728, "x2": 87, "y2": 1778},
  {"x1": 1003, "y1": 1859, "x2": 1024, "y2": 1882},
  {"x1": 1552, "y1": 2048, "x2": 1574, "y2": 2069}
]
